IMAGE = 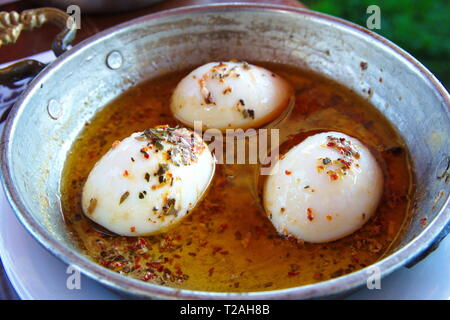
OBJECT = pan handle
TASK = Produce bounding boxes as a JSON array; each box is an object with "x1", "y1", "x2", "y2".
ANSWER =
[{"x1": 0, "y1": 7, "x2": 77, "y2": 122}]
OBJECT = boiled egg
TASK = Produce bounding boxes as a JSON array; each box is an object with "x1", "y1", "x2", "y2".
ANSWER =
[
  {"x1": 82, "y1": 126, "x2": 215, "y2": 236},
  {"x1": 263, "y1": 132, "x2": 383, "y2": 243},
  {"x1": 171, "y1": 61, "x2": 294, "y2": 130}
]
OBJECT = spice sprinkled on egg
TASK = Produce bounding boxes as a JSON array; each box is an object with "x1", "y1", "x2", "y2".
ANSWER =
[
  {"x1": 263, "y1": 132, "x2": 383, "y2": 243},
  {"x1": 170, "y1": 61, "x2": 294, "y2": 130},
  {"x1": 82, "y1": 126, "x2": 215, "y2": 236}
]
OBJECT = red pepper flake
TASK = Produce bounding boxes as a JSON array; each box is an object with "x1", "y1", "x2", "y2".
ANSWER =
[
  {"x1": 100, "y1": 260, "x2": 111, "y2": 268},
  {"x1": 285, "y1": 170, "x2": 292, "y2": 175},
  {"x1": 307, "y1": 208, "x2": 314, "y2": 221},
  {"x1": 147, "y1": 262, "x2": 164, "y2": 272},
  {"x1": 130, "y1": 226, "x2": 136, "y2": 233},
  {"x1": 360, "y1": 61, "x2": 368, "y2": 70},
  {"x1": 208, "y1": 267, "x2": 214, "y2": 276},
  {"x1": 326, "y1": 215, "x2": 333, "y2": 221},
  {"x1": 420, "y1": 217, "x2": 427, "y2": 227},
  {"x1": 134, "y1": 257, "x2": 142, "y2": 269},
  {"x1": 288, "y1": 271, "x2": 299, "y2": 277},
  {"x1": 176, "y1": 269, "x2": 183, "y2": 275},
  {"x1": 212, "y1": 246, "x2": 222, "y2": 254},
  {"x1": 204, "y1": 92, "x2": 214, "y2": 104},
  {"x1": 123, "y1": 170, "x2": 129, "y2": 177},
  {"x1": 140, "y1": 147, "x2": 150, "y2": 159},
  {"x1": 174, "y1": 234, "x2": 182, "y2": 241},
  {"x1": 143, "y1": 272, "x2": 154, "y2": 281},
  {"x1": 134, "y1": 237, "x2": 147, "y2": 249},
  {"x1": 222, "y1": 87, "x2": 232, "y2": 95},
  {"x1": 340, "y1": 158, "x2": 352, "y2": 169},
  {"x1": 163, "y1": 257, "x2": 171, "y2": 264},
  {"x1": 328, "y1": 171, "x2": 339, "y2": 181}
]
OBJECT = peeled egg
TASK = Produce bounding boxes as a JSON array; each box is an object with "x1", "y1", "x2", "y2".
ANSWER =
[
  {"x1": 263, "y1": 132, "x2": 383, "y2": 243},
  {"x1": 82, "y1": 126, "x2": 215, "y2": 236},
  {"x1": 171, "y1": 61, "x2": 294, "y2": 130}
]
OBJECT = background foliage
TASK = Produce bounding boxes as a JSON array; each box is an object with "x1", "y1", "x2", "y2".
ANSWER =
[{"x1": 301, "y1": 0, "x2": 450, "y2": 89}]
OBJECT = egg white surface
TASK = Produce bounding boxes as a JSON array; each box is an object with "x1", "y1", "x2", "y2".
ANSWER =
[
  {"x1": 82, "y1": 127, "x2": 215, "y2": 236},
  {"x1": 171, "y1": 61, "x2": 294, "y2": 130},
  {"x1": 263, "y1": 132, "x2": 383, "y2": 243}
]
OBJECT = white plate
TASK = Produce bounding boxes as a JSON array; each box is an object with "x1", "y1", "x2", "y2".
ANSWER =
[{"x1": 0, "y1": 53, "x2": 449, "y2": 300}]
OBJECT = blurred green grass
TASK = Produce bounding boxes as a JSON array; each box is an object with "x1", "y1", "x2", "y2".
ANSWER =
[{"x1": 301, "y1": 0, "x2": 450, "y2": 90}]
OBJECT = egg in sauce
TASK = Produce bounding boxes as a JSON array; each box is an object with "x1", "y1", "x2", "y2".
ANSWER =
[
  {"x1": 264, "y1": 132, "x2": 383, "y2": 243},
  {"x1": 61, "y1": 63, "x2": 414, "y2": 292},
  {"x1": 171, "y1": 61, "x2": 294, "y2": 130},
  {"x1": 81, "y1": 126, "x2": 215, "y2": 236}
]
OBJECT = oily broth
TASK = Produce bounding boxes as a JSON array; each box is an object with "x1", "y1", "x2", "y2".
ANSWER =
[{"x1": 61, "y1": 63, "x2": 414, "y2": 292}]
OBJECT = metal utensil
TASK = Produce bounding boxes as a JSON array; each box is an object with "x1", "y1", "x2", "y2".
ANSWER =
[{"x1": 0, "y1": 4, "x2": 449, "y2": 299}]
